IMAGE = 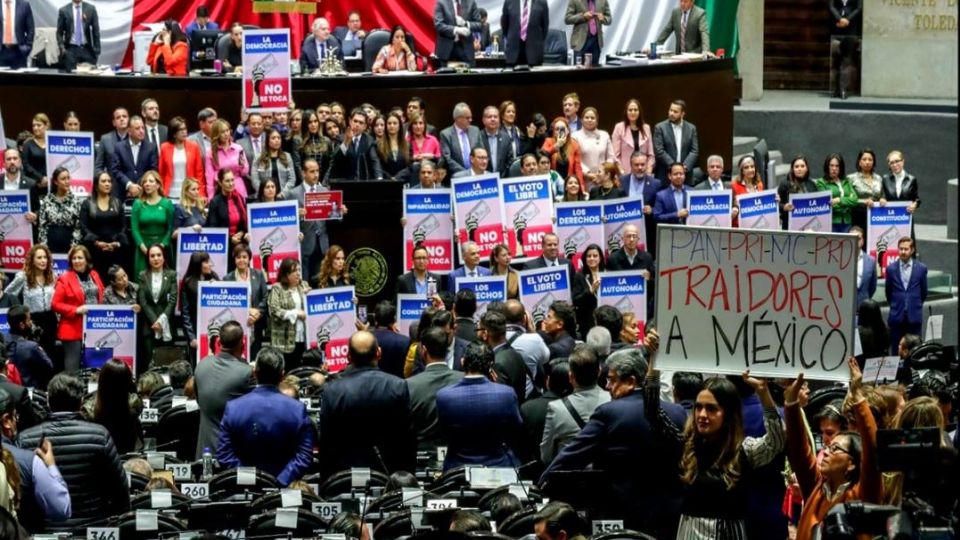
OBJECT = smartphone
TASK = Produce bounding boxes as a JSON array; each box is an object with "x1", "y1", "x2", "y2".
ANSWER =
[{"x1": 357, "y1": 305, "x2": 368, "y2": 323}]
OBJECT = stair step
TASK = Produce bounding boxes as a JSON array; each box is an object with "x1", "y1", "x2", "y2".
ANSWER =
[{"x1": 733, "y1": 136, "x2": 759, "y2": 155}]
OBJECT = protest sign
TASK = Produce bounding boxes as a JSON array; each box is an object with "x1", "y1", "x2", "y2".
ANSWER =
[
  {"x1": 455, "y1": 276, "x2": 507, "y2": 321},
  {"x1": 197, "y1": 282, "x2": 251, "y2": 363},
  {"x1": 83, "y1": 306, "x2": 137, "y2": 373},
  {"x1": 176, "y1": 228, "x2": 230, "y2": 311},
  {"x1": 242, "y1": 29, "x2": 292, "y2": 112},
  {"x1": 867, "y1": 202, "x2": 912, "y2": 278},
  {"x1": 304, "y1": 190, "x2": 344, "y2": 221},
  {"x1": 306, "y1": 287, "x2": 355, "y2": 373},
  {"x1": 452, "y1": 175, "x2": 506, "y2": 259},
  {"x1": 655, "y1": 225, "x2": 858, "y2": 381},
  {"x1": 45, "y1": 131, "x2": 94, "y2": 196},
  {"x1": 52, "y1": 254, "x2": 69, "y2": 276},
  {"x1": 403, "y1": 189, "x2": 454, "y2": 274},
  {"x1": 737, "y1": 189, "x2": 779, "y2": 230},
  {"x1": 788, "y1": 191, "x2": 833, "y2": 232},
  {"x1": 397, "y1": 294, "x2": 431, "y2": 337},
  {"x1": 0, "y1": 190, "x2": 32, "y2": 274},
  {"x1": 598, "y1": 271, "x2": 647, "y2": 336},
  {"x1": 500, "y1": 175, "x2": 554, "y2": 263},
  {"x1": 555, "y1": 200, "x2": 604, "y2": 271},
  {"x1": 248, "y1": 200, "x2": 301, "y2": 283},
  {"x1": 601, "y1": 197, "x2": 646, "y2": 256},
  {"x1": 687, "y1": 191, "x2": 733, "y2": 228},
  {"x1": 518, "y1": 265, "x2": 571, "y2": 326},
  {"x1": 0, "y1": 309, "x2": 8, "y2": 334}
]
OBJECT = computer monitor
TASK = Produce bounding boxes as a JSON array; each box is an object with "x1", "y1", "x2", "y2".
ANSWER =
[{"x1": 190, "y1": 29, "x2": 220, "y2": 70}]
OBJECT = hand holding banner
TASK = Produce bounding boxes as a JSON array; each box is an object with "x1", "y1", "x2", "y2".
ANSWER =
[
  {"x1": 736, "y1": 189, "x2": 779, "y2": 230},
  {"x1": 403, "y1": 189, "x2": 454, "y2": 274},
  {"x1": 518, "y1": 266, "x2": 571, "y2": 327},
  {"x1": 306, "y1": 287, "x2": 356, "y2": 373},
  {"x1": 555, "y1": 200, "x2": 604, "y2": 271},
  {"x1": 248, "y1": 200, "x2": 301, "y2": 283},
  {"x1": 452, "y1": 175, "x2": 506, "y2": 259},
  {"x1": 45, "y1": 131, "x2": 94, "y2": 196},
  {"x1": 687, "y1": 191, "x2": 733, "y2": 228},
  {"x1": 788, "y1": 191, "x2": 832, "y2": 232},
  {"x1": 243, "y1": 30, "x2": 292, "y2": 112},
  {"x1": 500, "y1": 175, "x2": 555, "y2": 262}
]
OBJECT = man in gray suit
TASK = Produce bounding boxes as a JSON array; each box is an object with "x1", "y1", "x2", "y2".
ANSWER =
[
  {"x1": 407, "y1": 327, "x2": 464, "y2": 455},
  {"x1": 653, "y1": 0, "x2": 711, "y2": 55},
  {"x1": 653, "y1": 99, "x2": 699, "y2": 185},
  {"x1": 434, "y1": 0, "x2": 482, "y2": 66},
  {"x1": 693, "y1": 155, "x2": 731, "y2": 191},
  {"x1": 283, "y1": 158, "x2": 336, "y2": 280},
  {"x1": 189, "y1": 107, "x2": 218, "y2": 172},
  {"x1": 565, "y1": 0, "x2": 611, "y2": 66},
  {"x1": 480, "y1": 106, "x2": 514, "y2": 176},
  {"x1": 540, "y1": 344, "x2": 610, "y2": 463},
  {"x1": 236, "y1": 112, "x2": 266, "y2": 170},
  {"x1": 440, "y1": 103, "x2": 483, "y2": 174},
  {"x1": 194, "y1": 321, "x2": 254, "y2": 458},
  {"x1": 95, "y1": 107, "x2": 128, "y2": 175}
]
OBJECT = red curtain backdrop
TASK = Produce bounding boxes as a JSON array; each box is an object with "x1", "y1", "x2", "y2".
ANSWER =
[{"x1": 127, "y1": 0, "x2": 438, "y2": 62}]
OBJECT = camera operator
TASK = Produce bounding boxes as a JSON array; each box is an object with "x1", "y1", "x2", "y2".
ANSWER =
[{"x1": 5, "y1": 305, "x2": 55, "y2": 390}]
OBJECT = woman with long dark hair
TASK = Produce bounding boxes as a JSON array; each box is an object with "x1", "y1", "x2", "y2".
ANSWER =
[
  {"x1": 207, "y1": 169, "x2": 248, "y2": 269},
  {"x1": 137, "y1": 244, "x2": 177, "y2": 372},
  {"x1": 611, "y1": 99, "x2": 654, "y2": 176},
  {"x1": 4, "y1": 245, "x2": 58, "y2": 358},
  {"x1": 80, "y1": 171, "x2": 127, "y2": 279},
  {"x1": 180, "y1": 251, "x2": 220, "y2": 353},
  {"x1": 816, "y1": 153, "x2": 858, "y2": 233},
  {"x1": 252, "y1": 127, "x2": 297, "y2": 194},
  {"x1": 543, "y1": 117, "x2": 585, "y2": 194},
  {"x1": 313, "y1": 245, "x2": 350, "y2": 289},
  {"x1": 148, "y1": 19, "x2": 189, "y2": 76},
  {"x1": 267, "y1": 258, "x2": 309, "y2": 370},
  {"x1": 52, "y1": 245, "x2": 104, "y2": 373},
  {"x1": 377, "y1": 112, "x2": 411, "y2": 180},
  {"x1": 38, "y1": 166, "x2": 82, "y2": 254},
  {"x1": 488, "y1": 244, "x2": 519, "y2": 299},
  {"x1": 224, "y1": 243, "x2": 268, "y2": 359},
  {"x1": 90, "y1": 359, "x2": 143, "y2": 454},
  {"x1": 571, "y1": 244, "x2": 604, "y2": 339},
  {"x1": 777, "y1": 155, "x2": 818, "y2": 229},
  {"x1": 848, "y1": 148, "x2": 884, "y2": 232},
  {"x1": 373, "y1": 25, "x2": 417, "y2": 73},
  {"x1": 298, "y1": 110, "x2": 334, "y2": 180}
]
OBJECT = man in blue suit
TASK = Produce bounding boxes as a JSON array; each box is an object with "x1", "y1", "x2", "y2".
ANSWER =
[
  {"x1": 436, "y1": 341, "x2": 523, "y2": 470},
  {"x1": 850, "y1": 226, "x2": 877, "y2": 308},
  {"x1": 539, "y1": 347, "x2": 684, "y2": 539},
  {"x1": 884, "y1": 237, "x2": 927, "y2": 353},
  {"x1": 448, "y1": 241, "x2": 491, "y2": 292},
  {"x1": 371, "y1": 300, "x2": 411, "y2": 379},
  {"x1": 184, "y1": 5, "x2": 219, "y2": 39},
  {"x1": 300, "y1": 17, "x2": 343, "y2": 73},
  {"x1": 216, "y1": 347, "x2": 314, "y2": 486},
  {"x1": 109, "y1": 116, "x2": 157, "y2": 200},
  {"x1": 654, "y1": 163, "x2": 689, "y2": 225},
  {"x1": 0, "y1": 0, "x2": 35, "y2": 68}
]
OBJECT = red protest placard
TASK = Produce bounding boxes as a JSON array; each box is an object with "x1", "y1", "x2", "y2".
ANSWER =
[{"x1": 304, "y1": 190, "x2": 344, "y2": 221}]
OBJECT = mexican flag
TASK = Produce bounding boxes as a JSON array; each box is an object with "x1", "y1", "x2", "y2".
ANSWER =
[{"x1": 698, "y1": 0, "x2": 740, "y2": 60}]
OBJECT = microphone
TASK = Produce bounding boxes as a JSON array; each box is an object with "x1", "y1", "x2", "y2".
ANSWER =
[
  {"x1": 500, "y1": 442, "x2": 532, "y2": 505},
  {"x1": 373, "y1": 445, "x2": 391, "y2": 477}
]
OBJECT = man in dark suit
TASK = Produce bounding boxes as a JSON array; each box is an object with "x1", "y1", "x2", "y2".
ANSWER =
[
  {"x1": 829, "y1": 0, "x2": 862, "y2": 98},
  {"x1": 884, "y1": 237, "x2": 927, "y2": 354},
  {"x1": 94, "y1": 107, "x2": 128, "y2": 175},
  {"x1": 654, "y1": 163, "x2": 689, "y2": 225},
  {"x1": 140, "y1": 98, "x2": 167, "y2": 149},
  {"x1": 332, "y1": 9, "x2": 366, "y2": 57},
  {"x1": 500, "y1": 0, "x2": 549, "y2": 66},
  {"x1": 397, "y1": 245, "x2": 441, "y2": 296},
  {"x1": 371, "y1": 300, "x2": 411, "y2": 379},
  {"x1": 693, "y1": 155, "x2": 731, "y2": 191},
  {"x1": 653, "y1": 100, "x2": 700, "y2": 185},
  {"x1": 440, "y1": 103, "x2": 483, "y2": 174},
  {"x1": 329, "y1": 108, "x2": 382, "y2": 180},
  {"x1": 434, "y1": 0, "x2": 482, "y2": 66},
  {"x1": 300, "y1": 17, "x2": 343, "y2": 72},
  {"x1": 429, "y1": 310, "x2": 470, "y2": 372},
  {"x1": 184, "y1": 5, "x2": 219, "y2": 39},
  {"x1": 448, "y1": 241, "x2": 491, "y2": 293},
  {"x1": 404, "y1": 97, "x2": 439, "y2": 138},
  {"x1": 194, "y1": 321, "x2": 254, "y2": 459},
  {"x1": 283, "y1": 158, "x2": 331, "y2": 278},
  {"x1": 479, "y1": 106, "x2": 515, "y2": 175},
  {"x1": 606, "y1": 223, "x2": 656, "y2": 314},
  {"x1": 454, "y1": 289, "x2": 477, "y2": 342},
  {"x1": 0, "y1": 364, "x2": 40, "y2": 430},
  {"x1": 850, "y1": 226, "x2": 877, "y2": 307},
  {"x1": 237, "y1": 112, "x2": 266, "y2": 170},
  {"x1": 5, "y1": 305, "x2": 54, "y2": 391},
  {"x1": 540, "y1": 301, "x2": 576, "y2": 360},
  {"x1": 540, "y1": 348, "x2": 685, "y2": 538},
  {"x1": 56, "y1": 0, "x2": 100, "y2": 70},
  {"x1": 436, "y1": 341, "x2": 523, "y2": 469},
  {"x1": 0, "y1": 0, "x2": 34, "y2": 68},
  {"x1": 523, "y1": 233, "x2": 572, "y2": 271},
  {"x1": 479, "y1": 310, "x2": 528, "y2": 404},
  {"x1": 320, "y1": 330, "x2": 416, "y2": 477},
  {"x1": 407, "y1": 326, "x2": 464, "y2": 454},
  {"x1": 216, "y1": 348, "x2": 313, "y2": 486},
  {"x1": 2, "y1": 148, "x2": 40, "y2": 221},
  {"x1": 109, "y1": 115, "x2": 157, "y2": 200},
  {"x1": 653, "y1": 0, "x2": 710, "y2": 54}
]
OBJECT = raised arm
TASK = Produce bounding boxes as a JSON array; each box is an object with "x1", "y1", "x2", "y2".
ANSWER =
[{"x1": 740, "y1": 372, "x2": 787, "y2": 468}]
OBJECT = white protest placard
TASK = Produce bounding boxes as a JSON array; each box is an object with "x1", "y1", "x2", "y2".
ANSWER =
[
  {"x1": 397, "y1": 294, "x2": 431, "y2": 338},
  {"x1": 45, "y1": 131, "x2": 94, "y2": 196},
  {"x1": 517, "y1": 265, "x2": 571, "y2": 327},
  {"x1": 305, "y1": 287, "x2": 356, "y2": 373},
  {"x1": 655, "y1": 225, "x2": 858, "y2": 381},
  {"x1": 788, "y1": 191, "x2": 833, "y2": 232},
  {"x1": 499, "y1": 175, "x2": 555, "y2": 263},
  {"x1": 452, "y1": 174, "x2": 506, "y2": 259},
  {"x1": 247, "y1": 200, "x2": 301, "y2": 284},
  {"x1": 598, "y1": 271, "x2": 647, "y2": 336},
  {"x1": 862, "y1": 356, "x2": 900, "y2": 384},
  {"x1": 455, "y1": 275, "x2": 507, "y2": 322},
  {"x1": 555, "y1": 200, "x2": 605, "y2": 271},
  {"x1": 601, "y1": 197, "x2": 647, "y2": 255},
  {"x1": 197, "y1": 282, "x2": 251, "y2": 363},
  {"x1": 242, "y1": 29, "x2": 292, "y2": 113},
  {"x1": 0, "y1": 190, "x2": 33, "y2": 274},
  {"x1": 737, "y1": 189, "x2": 779, "y2": 230},
  {"x1": 687, "y1": 191, "x2": 733, "y2": 228},
  {"x1": 82, "y1": 305, "x2": 137, "y2": 373},
  {"x1": 867, "y1": 202, "x2": 912, "y2": 279},
  {"x1": 403, "y1": 188, "x2": 454, "y2": 274}
]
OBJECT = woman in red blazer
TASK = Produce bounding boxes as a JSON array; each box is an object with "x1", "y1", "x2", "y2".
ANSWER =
[
  {"x1": 52, "y1": 244, "x2": 104, "y2": 373},
  {"x1": 159, "y1": 116, "x2": 206, "y2": 198},
  {"x1": 147, "y1": 20, "x2": 189, "y2": 76}
]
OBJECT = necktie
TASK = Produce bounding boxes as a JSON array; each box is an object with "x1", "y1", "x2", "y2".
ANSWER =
[
  {"x1": 149, "y1": 128, "x2": 157, "y2": 146},
  {"x1": 902, "y1": 262, "x2": 910, "y2": 288},
  {"x1": 74, "y1": 4, "x2": 83, "y2": 46},
  {"x1": 3, "y1": 1, "x2": 13, "y2": 46},
  {"x1": 713, "y1": 181, "x2": 721, "y2": 191},
  {"x1": 680, "y1": 11, "x2": 688, "y2": 52},
  {"x1": 587, "y1": 0, "x2": 598, "y2": 35},
  {"x1": 459, "y1": 130, "x2": 470, "y2": 168},
  {"x1": 520, "y1": 0, "x2": 529, "y2": 42},
  {"x1": 252, "y1": 136, "x2": 261, "y2": 155},
  {"x1": 455, "y1": 0, "x2": 462, "y2": 17},
  {"x1": 320, "y1": 42, "x2": 326, "y2": 60},
  {"x1": 353, "y1": 136, "x2": 360, "y2": 151}
]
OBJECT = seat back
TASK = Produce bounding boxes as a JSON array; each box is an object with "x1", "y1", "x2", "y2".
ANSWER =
[
  {"x1": 208, "y1": 468, "x2": 280, "y2": 501},
  {"x1": 507, "y1": 157, "x2": 523, "y2": 178},
  {"x1": 156, "y1": 405, "x2": 200, "y2": 462},
  {"x1": 363, "y1": 29, "x2": 392, "y2": 71},
  {"x1": 250, "y1": 489, "x2": 324, "y2": 512},
  {"x1": 373, "y1": 509, "x2": 414, "y2": 540},
  {"x1": 247, "y1": 508, "x2": 329, "y2": 537},
  {"x1": 497, "y1": 507, "x2": 538, "y2": 538},
  {"x1": 319, "y1": 468, "x2": 390, "y2": 499},
  {"x1": 114, "y1": 510, "x2": 186, "y2": 539},
  {"x1": 129, "y1": 490, "x2": 192, "y2": 515},
  {"x1": 593, "y1": 531, "x2": 659, "y2": 540},
  {"x1": 216, "y1": 33, "x2": 232, "y2": 61},
  {"x1": 543, "y1": 29, "x2": 569, "y2": 65}
]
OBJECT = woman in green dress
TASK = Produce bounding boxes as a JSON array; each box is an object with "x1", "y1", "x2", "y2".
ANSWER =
[
  {"x1": 815, "y1": 153, "x2": 859, "y2": 233},
  {"x1": 130, "y1": 170, "x2": 175, "y2": 276}
]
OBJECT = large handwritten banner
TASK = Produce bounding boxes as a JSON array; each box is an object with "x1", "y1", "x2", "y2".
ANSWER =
[
  {"x1": 518, "y1": 265, "x2": 571, "y2": 326},
  {"x1": 737, "y1": 189, "x2": 779, "y2": 230},
  {"x1": 688, "y1": 191, "x2": 733, "y2": 228},
  {"x1": 500, "y1": 175, "x2": 554, "y2": 263},
  {"x1": 248, "y1": 200, "x2": 301, "y2": 283},
  {"x1": 655, "y1": 225, "x2": 858, "y2": 381},
  {"x1": 788, "y1": 191, "x2": 833, "y2": 232},
  {"x1": 397, "y1": 294, "x2": 431, "y2": 338},
  {"x1": 452, "y1": 174, "x2": 506, "y2": 259},
  {"x1": 45, "y1": 131, "x2": 94, "y2": 196},
  {"x1": 83, "y1": 306, "x2": 137, "y2": 373},
  {"x1": 555, "y1": 200, "x2": 604, "y2": 271},
  {"x1": 403, "y1": 188, "x2": 454, "y2": 274},
  {"x1": 176, "y1": 227, "x2": 230, "y2": 312},
  {"x1": 243, "y1": 29, "x2": 292, "y2": 113},
  {"x1": 0, "y1": 190, "x2": 32, "y2": 274},
  {"x1": 197, "y1": 282, "x2": 251, "y2": 363},
  {"x1": 598, "y1": 271, "x2": 647, "y2": 336},
  {"x1": 306, "y1": 287, "x2": 355, "y2": 373},
  {"x1": 867, "y1": 202, "x2": 912, "y2": 279},
  {"x1": 455, "y1": 275, "x2": 507, "y2": 322},
  {"x1": 601, "y1": 197, "x2": 646, "y2": 256}
]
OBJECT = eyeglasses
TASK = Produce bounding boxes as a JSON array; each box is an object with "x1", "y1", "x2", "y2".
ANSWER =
[
  {"x1": 825, "y1": 443, "x2": 851, "y2": 457},
  {"x1": 888, "y1": 159, "x2": 903, "y2": 165}
]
